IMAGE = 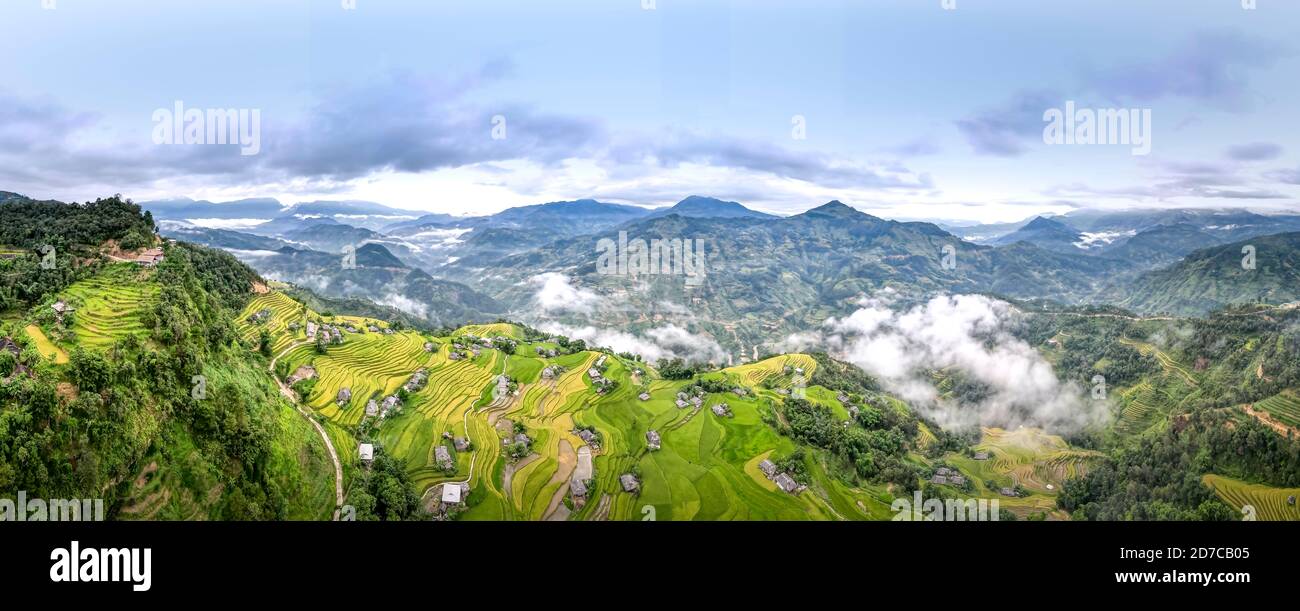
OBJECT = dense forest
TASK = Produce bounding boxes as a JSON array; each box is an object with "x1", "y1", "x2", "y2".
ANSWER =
[
  {"x1": 0, "y1": 199, "x2": 334, "y2": 519},
  {"x1": 0, "y1": 194, "x2": 157, "y2": 312}
]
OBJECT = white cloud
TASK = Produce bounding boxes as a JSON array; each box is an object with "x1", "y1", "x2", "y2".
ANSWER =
[
  {"x1": 528, "y1": 273, "x2": 602, "y2": 314},
  {"x1": 787, "y1": 292, "x2": 1108, "y2": 434},
  {"x1": 376, "y1": 292, "x2": 428, "y2": 319},
  {"x1": 539, "y1": 321, "x2": 726, "y2": 365}
]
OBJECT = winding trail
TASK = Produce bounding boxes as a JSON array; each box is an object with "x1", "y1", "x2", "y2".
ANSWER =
[{"x1": 270, "y1": 340, "x2": 345, "y2": 521}]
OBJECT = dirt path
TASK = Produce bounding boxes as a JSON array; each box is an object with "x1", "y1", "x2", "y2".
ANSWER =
[
  {"x1": 270, "y1": 340, "x2": 345, "y2": 521},
  {"x1": 1243, "y1": 404, "x2": 1300, "y2": 439}
]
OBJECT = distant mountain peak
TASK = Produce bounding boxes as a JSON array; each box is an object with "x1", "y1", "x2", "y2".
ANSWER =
[
  {"x1": 798, "y1": 200, "x2": 871, "y2": 220},
  {"x1": 643, "y1": 195, "x2": 774, "y2": 220},
  {"x1": 1022, "y1": 216, "x2": 1071, "y2": 231}
]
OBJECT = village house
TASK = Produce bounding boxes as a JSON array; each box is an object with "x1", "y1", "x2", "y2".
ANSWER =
[
  {"x1": 336, "y1": 387, "x2": 352, "y2": 407},
  {"x1": 758, "y1": 459, "x2": 777, "y2": 479},
  {"x1": 383, "y1": 328, "x2": 394, "y2": 335},
  {"x1": 711, "y1": 403, "x2": 731, "y2": 417},
  {"x1": 495, "y1": 374, "x2": 510, "y2": 398},
  {"x1": 51, "y1": 300, "x2": 72, "y2": 323},
  {"x1": 453, "y1": 437, "x2": 470, "y2": 452},
  {"x1": 365, "y1": 400, "x2": 379, "y2": 418},
  {"x1": 286, "y1": 365, "x2": 317, "y2": 385},
  {"x1": 674, "y1": 398, "x2": 689, "y2": 408},
  {"x1": 435, "y1": 446, "x2": 454, "y2": 471},
  {"x1": 306, "y1": 321, "x2": 318, "y2": 339},
  {"x1": 441, "y1": 482, "x2": 463, "y2": 505},
  {"x1": 638, "y1": 392, "x2": 651, "y2": 401},
  {"x1": 999, "y1": 487, "x2": 1017, "y2": 497},
  {"x1": 380, "y1": 395, "x2": 400, "y2": 417},
  {"x1": 0, "y1": 338, "x2": 29, "y2": 381},
  {"x1": 358, "y1": 443, "x2": 374, "y2": 464},
  {"x1": 367, "y1": 325, "x2": 379, "y2": 333},
  {"x1": 646, "y1": 430, "x2": 661, "y2": 451},
  {"x1": 403, "y1": 369, "x2": 428, "y2": 392},
  {"x1": 546, "y1": 349, "x2": 557, "y2": 357},
  {"x1": 619, "y1": 473, "x2": 640, "y2": 493},
  {"x1": 732, "y1": 387, "x2": 748, "y2": 397},
  {"x1": 134, "y1": 247, "x2": 164, "y2": 266},
  {"x1": 570, "y1": 478, "x2": 588, "y2": 498},
  {"x1": 773, "y1": 473, "x2": 800, "y2": 494},
  {"x1": 514, "y1": 433, "x2": 531, "y2": 446},
  {"x1": 576, "y1": 429, "x2": 598, "y2": 445},
  {"x1": 424, "y1": 342, "x2": 435, "y2": 352},
  {"x1": 973, "y1": 452, "x2": 990, "y2": 460}
]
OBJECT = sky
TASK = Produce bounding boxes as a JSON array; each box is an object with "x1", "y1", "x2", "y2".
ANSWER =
[{"x1": 2, "y1": 0, "x2": 1299, "y2": 222}]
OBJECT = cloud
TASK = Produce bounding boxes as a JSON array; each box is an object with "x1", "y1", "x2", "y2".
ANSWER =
[
  {"x1": 955, "y1": 90, "x2": 1061, "y2": 157},
  {"x1": 1225, "y1": 142, "x2": 1283, "y2": 161},
  {"x1": 785, "y1": 293, "x2": 1107, "y2": 434},
  {"x1": 528, "y1": 273, "x2": 602, "y2": 314},
  {"x1": 376, "y1": 292, "x2": 429, "y2": 319},
  {"x1": 1263, "y1": 167, "x2": 1300, "y2": 185},
  {"x1": 616, "y1": 131, "x2": 933, "y2": 190},
  {"x1": 957, "y1": 30, "x2": 1288, "y2": 157},
  {"x1": 538, "y1": 321, "x2": 726, "y2": 365},
  {"x1": 1079, "y1": 30, "x2": 1288, "y2": 110},
  {"x1": 1044, "y1": 158, "x2": 1292, "y2": 202}
]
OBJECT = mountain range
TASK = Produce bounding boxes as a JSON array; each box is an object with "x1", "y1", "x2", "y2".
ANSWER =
[{"x1": 128, "y1": 192, "x2": 1300, "y2": 353}]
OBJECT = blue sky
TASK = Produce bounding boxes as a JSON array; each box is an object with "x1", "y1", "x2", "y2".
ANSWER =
[{"x1": 2, "y1": 0, "x2": 1298, "y2": 221}]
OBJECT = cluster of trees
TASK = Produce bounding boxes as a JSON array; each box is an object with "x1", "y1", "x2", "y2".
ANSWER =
[
  {"x1": 0, "y1": 194, "x2": 156, "y2": 313},
  {"x1": 657, "y1": 358, "x2": 697, "y2": 380},
  {"x1": 0, "y1": 194, "x2": 154, "y2": 251},
  {"x1": 1058, "y1": 408, "x2": 1299, "y2": 520},
  {"x1": 0, "y1": 199, "x2": 347, "y2": 519},
  {"x1": 345, "y1": 448, "x2": 425, "y2": 521},
  {"x1": 779, "y1": 396, "x2": 920, "y2": 491},
  {"x1": 808, "y1": 352, "x2": 879, "y2": 395}
]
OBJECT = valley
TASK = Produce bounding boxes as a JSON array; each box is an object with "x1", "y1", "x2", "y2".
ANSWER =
[{"x1": 1, "y1": 194, "x2": 1298, "y2": 522}]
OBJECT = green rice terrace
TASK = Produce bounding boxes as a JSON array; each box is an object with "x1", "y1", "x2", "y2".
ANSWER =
[
  {"x1": 5, "y1": 251, "x2": 1299, "y2": 521},
  {"x1": 59, "y1": 263, "x2": 159, "y2": 351},
  {"x1": 233, "y1": 289, "x2": 1179, "y2": 521}
]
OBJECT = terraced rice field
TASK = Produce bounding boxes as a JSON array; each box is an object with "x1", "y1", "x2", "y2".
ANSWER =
[
  {"x1": 237, "y1": 291, "x2": 308, "y2": 354},
  {"x1": 727, "y1": 354, "x2": 816, "y2": 388},
  {"x1": 1253, "y1": 390, "x2": 1300, "y2": 429},
  {"x1": 950, "y1": 427, "x2": 1103, "y2": 497},
  {"x1": 455, "y1": 323, "x2": 522, "y2": 339},
  {"x1": 285, "y1": 331, "x2": 437, "y2": 427},
  {"x1": 244, "y1": 290, "x2": 1101, "y2": 521},
  {"x1": 1203, "y1": 474, "x2": 1300, "y2": 521},
  {"x1": 24, "y1": 324, "x2": 68, "y2": 363},
  {"x1": 61, "y1": 264, "x2": 158, "y2": 351},
  {"x1": 1114, "y1": 382, "x2": 1168, "y2": 435}
]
